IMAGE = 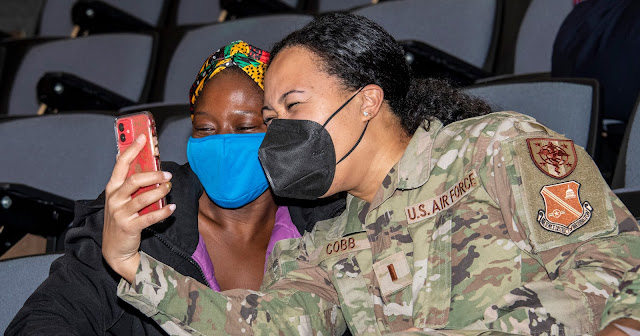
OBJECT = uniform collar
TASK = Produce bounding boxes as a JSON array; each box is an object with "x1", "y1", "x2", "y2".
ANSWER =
[
  {"x1": 340, "y1": 119, "x2": 443, "y2": 237},
  {"x1": 397, "y1": 119, "x2": 442, "y2": 190}
]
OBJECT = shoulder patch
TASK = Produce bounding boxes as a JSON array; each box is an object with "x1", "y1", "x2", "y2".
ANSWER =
[
  {"x1": 508, "y1": 137, "x2": 616, "y2": 251},
  {"x1": 537, "y1": 181, "x2": 593, "y2": 236},
  {"x1": 527, "y1": 138, "x2": 577, "y2": 179}
]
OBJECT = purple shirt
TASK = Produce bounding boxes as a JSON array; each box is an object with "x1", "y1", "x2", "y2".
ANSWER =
[{"x1": 191, "y1": 206, "x2": 300, "y2": 291}]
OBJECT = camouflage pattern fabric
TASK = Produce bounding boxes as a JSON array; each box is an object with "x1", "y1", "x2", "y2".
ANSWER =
[
  {"x1": 118, "y1": 111, "x2": 640, "y2": 335},
  {"x1": 601, "y1": 265, "x2": 640, "y2": 328}
]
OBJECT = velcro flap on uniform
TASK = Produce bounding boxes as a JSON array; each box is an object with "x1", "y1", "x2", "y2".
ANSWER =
[{"x1": 373, "y1": 251, "x2": 412, "y2": 297}]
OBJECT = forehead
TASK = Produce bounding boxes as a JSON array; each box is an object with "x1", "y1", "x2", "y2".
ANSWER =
[
  {"x1": 199, "y1": 69, "x2": 261, "y2": 96},
  {"x1": 264, "y1": 47, "x2": 333, "y2": 96},
  {"x1": 194, "y1": 71, "x2": 263, "y2": 111}
]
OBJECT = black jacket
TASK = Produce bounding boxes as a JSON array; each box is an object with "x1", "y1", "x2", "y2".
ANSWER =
[
  {"x1": 5, "y1": 162, "x2": 346, "y2": 335},
  {"x1": 552, "y1": 0, "x2": 640, "y2": 123}
]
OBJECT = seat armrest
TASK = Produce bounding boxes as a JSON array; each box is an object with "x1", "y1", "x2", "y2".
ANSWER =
[
  {"x1": 0, "y1": 183, "x2": 74, "y2": 255},
  {"x1": 220, "y1": 0, "x2": 299, "y2": 19},
  {"x1": 400, "y1": 40, "x2": 491, "y2": 87},
  {"x1": 37, "y1": 72, "x2": 135, "y2": 113},
  {"x1": 474, "y1": 72, "x2": 551, "y2": 85},
  {"x1": 72, "y1": 0, "x2": 154, "y2": 35}
]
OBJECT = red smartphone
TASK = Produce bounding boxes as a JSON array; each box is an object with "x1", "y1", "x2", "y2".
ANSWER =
[{"x1": 114, "y1": 111, "x2": 165, "y2": 215}]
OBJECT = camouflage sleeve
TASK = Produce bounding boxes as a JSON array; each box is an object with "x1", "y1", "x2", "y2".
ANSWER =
[
  {"x1": 386, "y1": 330, "x2": 519, "y2": 336},
  {"x1": 475, "y1": 116, "x2": 640, "y2": 334},
  {"x1": 601, "y1": 264, "x2": 640, "y2": 328},
  {"x1": 117, "y1": 241, "x2": 347, "y2": 335}
]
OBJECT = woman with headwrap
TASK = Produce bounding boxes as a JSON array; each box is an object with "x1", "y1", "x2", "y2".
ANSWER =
[{"x1": 5, "y1": 41, "x2": 302, "y2": 335}]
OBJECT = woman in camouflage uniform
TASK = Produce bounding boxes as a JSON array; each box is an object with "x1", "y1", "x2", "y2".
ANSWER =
[{"x1": 104, "y1": 13, "x2": 640, "y2": 335}]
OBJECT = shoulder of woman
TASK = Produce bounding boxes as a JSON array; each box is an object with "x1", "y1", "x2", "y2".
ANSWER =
[{"x1": 438, "y1": 111, "x2": 557, "y2": 146}]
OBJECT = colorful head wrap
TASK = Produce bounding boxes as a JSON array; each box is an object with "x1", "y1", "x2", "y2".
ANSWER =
[{"x1": 189, "y1": 40, "x2": 270, "y2": 114}]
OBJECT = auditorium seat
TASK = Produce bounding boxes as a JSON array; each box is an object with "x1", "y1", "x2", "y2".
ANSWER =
[
  {"x1": 0, "y1": 113, "x2": 116, "y2": 255},
  {"x1": 464, "y1": 78, "x2": 600, "y2": 157},
  {"x1": 0, "y1": 33, "x2": 155, "y2": 115},
  {"x1": 157, "y1": 14, "x2": 312, "y2": 103},
  {"x1": 352, "y1": 0, "x2": 500, "y2": 71},
  {"x1": 158, "y1": 115, "x2": 192, "y2": 165},
  {"x1": 316, "y1": 0, "x2": 373, "y2": 13},
  {"x1": 0, "y1": 113, "x2": 116, "y2": 200},
  {"x1": 611, "y1": 94, "x2": 640, "y2": 218},
  {"x1": 175, "y1": 0, "x2": 223, "y2": 26},
  {"x1": 38, "y1": 0, "x2": 75, "y2": 37},
  {"x1": 0, "y1": 253, "x2": 64, "y2": 332},
  {"x1": 513, "y1": 0, "x2": 573, "y2": 75},
  {"x1": 38, "y1": 0, "x2": 169, "y2": 36},
  {"x1": 612, "y1": 95, "x2": 640, "y2": 192}
]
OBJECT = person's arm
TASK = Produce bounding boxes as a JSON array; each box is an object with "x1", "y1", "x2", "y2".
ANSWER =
[
  {"x1": 474, "y1": 119, "x2": 640, "y2": 335},
  {"x1": 104, "y1": 134, "x2": 346, "y2": 335},
  {"x1": 600, "y1": 265, "x2": 640, "y2": 334},
  {"x1": 117, "y1": 237, "x2": 346, "y2": 335}
]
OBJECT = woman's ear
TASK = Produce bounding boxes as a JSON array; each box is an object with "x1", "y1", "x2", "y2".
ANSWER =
[{"x1": 359, "y1": 84, "x2": 384, "y2": 122}]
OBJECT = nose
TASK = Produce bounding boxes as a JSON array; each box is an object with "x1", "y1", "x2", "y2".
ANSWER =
[{"x1": 217, "y1": 123, "x2": 236, "y2": 134}]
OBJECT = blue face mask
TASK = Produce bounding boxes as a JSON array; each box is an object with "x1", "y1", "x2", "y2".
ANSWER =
[{"x1": 187, "y1": 133, "x2": 269, "y2": 208}]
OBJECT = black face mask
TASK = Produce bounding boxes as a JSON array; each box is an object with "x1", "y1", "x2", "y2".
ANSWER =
[{"x1": 258, "y1": 88, "x2": 369, "y2": 200}]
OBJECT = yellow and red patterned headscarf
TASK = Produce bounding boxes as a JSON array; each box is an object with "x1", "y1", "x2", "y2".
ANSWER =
[{"x1": 189, "y1": 40, "x2": 270, "y2": 114}]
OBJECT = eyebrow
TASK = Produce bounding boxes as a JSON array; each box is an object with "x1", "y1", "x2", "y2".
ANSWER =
[
  {"x1": 279, "y1": 89, "x2": 305, "y2": 104},
  {"x1": 193, "y1": 110, "x2": 259, "y2": 117},
  {"x1": 233, "y1": 110, "x2": 258, "y2": 116},
  {"x1": 262, "y1": 89, "x2": 305, "y2": 112}
]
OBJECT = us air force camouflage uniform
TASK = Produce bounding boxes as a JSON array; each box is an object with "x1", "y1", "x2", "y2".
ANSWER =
[{"x1": 118, "y1": 111, "x2": 640, "y2": 335}]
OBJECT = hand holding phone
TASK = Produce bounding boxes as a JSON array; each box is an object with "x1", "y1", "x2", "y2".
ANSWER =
[
  {"x1": 114, "y1": 111, "x2": 165, "y2": 215},
  {"x1": 103, "y1": 111, "x2": 174, "y2": 282}
]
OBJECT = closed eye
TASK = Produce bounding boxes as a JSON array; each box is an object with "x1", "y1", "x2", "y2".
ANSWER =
[
  {"x1": 194, "y1": 126, "x2": 214, "y2": 132},
  {"x1": 264, "y1": 116, "x2": 276, "y2": 126}
]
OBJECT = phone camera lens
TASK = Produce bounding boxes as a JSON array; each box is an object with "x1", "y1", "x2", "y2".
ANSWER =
[
  {"x1": 118, "y1": 123, "x2": 124, "y2": 132},
  {"x1": 120, "y1": 133, "x2": 126, "y2": 142}
]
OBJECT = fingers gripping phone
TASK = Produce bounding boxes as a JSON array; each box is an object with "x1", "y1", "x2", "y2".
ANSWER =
[{"x1": 115, "y1": 111, "x2": 165, "y2": 215}]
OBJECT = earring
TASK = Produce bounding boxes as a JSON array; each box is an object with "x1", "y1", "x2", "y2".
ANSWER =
[{"x1": 363, "y1": 111, "x2": 369, "y2": 117}]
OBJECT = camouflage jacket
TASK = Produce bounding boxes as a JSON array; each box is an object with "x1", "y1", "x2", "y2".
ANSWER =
[{"x1": 118, "y1": 112, "x2": 640, "y2": 335}]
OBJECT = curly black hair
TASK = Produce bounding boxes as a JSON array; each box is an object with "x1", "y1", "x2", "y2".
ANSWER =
[{"x1": 270, "y1": 12, "x2": 491, "y2": 135}]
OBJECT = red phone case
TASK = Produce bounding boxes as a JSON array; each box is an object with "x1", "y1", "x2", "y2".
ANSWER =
[{"x1": 115, "y1": 111, "x2": 165, "y2": 215}]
